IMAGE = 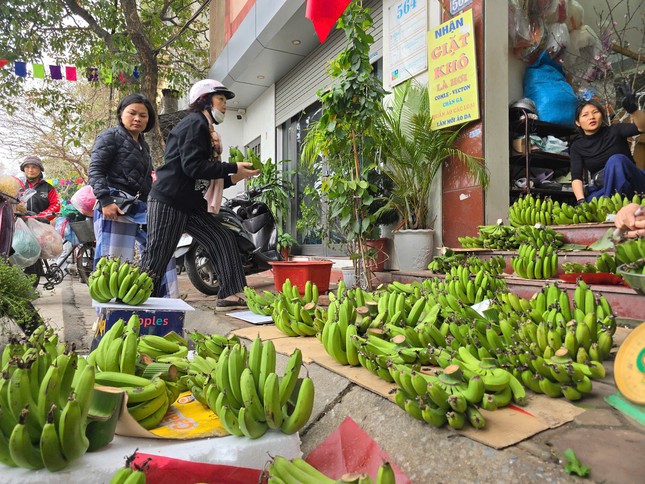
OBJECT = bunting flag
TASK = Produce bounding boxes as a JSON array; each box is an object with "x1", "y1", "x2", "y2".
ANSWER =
[
  {"x1": 305, "y1": 0, "x2": 352, "y2": 43},
  {"x1": 14, "y1": 61, "x2": 27, "y2": 77},
  {"x1": 65, "y1": 66, "x2": 77, "y2": 81},
  {"x1": 87, "y1": 67, "x2": 98, "y2": 82},
  {"x1": 49, "y1": 65, "x2": 63, "y2": 79},
  {"x1": 0, "y1": 59, "x2": 140, "y2": 82},
  {"x1": 33, "y1": 63, "x2": 45, "y2": 79}
]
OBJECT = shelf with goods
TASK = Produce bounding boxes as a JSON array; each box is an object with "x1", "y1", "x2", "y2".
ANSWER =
[{"x1": 509, "y1": 116, "x2": 577, "y2": 203}]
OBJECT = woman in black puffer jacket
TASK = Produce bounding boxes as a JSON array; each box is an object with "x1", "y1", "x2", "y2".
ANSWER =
[{"x1": 88, "y1": 93, "x2": 178, "y2": 297}]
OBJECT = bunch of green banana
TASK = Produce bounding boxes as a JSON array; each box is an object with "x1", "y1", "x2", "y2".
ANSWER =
[
  {"x1": 87, "y1": 314, "x2": 141, "y2": 373},
  {"x1": 516, "y1": 224, "x2": 564, "y2": 248},
  {"x1": 457, "y1": 235, "x2": 485, "y2": 248},
  {"x1": 391, "y1": 364, "x2": 486, "y2": 430},
  {"x1": 272, "y1": 299, "x2": 319, "y2": 337},
  {"x1": 428, "y1": 248, "x2": 468, "y2": 273},
  {"x1": 452, "y1": 349, "x2": 525, "y2": 405},
  {"x1": 138, "y1": 333, "x2": 188, "y2": 360},
  {"x1": 562, "y1": 252, "x2": 618, "y2": 274},
  {"x1": 508, "y1": 194, "x2": 555, "y2": 227},
  {"x1": 442, "y1": 265, "x2": 507, "y2": 305},
  {"x1": 94, "y1": 371, "x2": 170, "y2": 430},
  {"x1": 521, "y1": 348, "x2": 602, "y2": 400},
  {"x1": 243, "y1": 286, "x2": 277, "y2": 316},
  {"x1": 202, "y1": 340, "x2": 315, "y2": 438},
  {"x1": 477, "y1": 220, "x2": 519, "y2": 249},
  {"x1": 511, "y1": 243, "x2": 558, "y2": 279},
  {"x1": 88, "y1": 257, "x2": 154, "y2": 305},
  {"x1": 188, "y1": 330, "x2": 239, "y2": 360},
  {"x1": 0, "y1": 342, "x2": 96, "y2": 471},
  {"x1": 110, "y1": 466, "x2": 147, "y2": 484},
  {"x1": 265, "y1": 455, "x2": 397, "y2": 484},
  {"x1": 615, "y1": 238, "x2": 645, "y2": 265}
]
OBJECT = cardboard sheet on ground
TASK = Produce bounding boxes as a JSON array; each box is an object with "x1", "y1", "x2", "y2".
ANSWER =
[
  {"x1": 116, "y1": 391, "x2": 228, "y2": 439},
  {"x1": 306, "y1": 416, "x2": 410, "y2": 483},
  {"x1": 233, "y1": 325, "x2": 586, "y2": 448},
  {"x1": 225, "y1": 310, "x2": 273, "y2": 324}
]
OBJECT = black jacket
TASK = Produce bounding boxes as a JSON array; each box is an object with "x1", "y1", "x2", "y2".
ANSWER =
[
  {"x1": 150, "y1": 112, "x2": 238, "y2": 213},
  {"x1": 88, "y1": 125, "x2": 153, "y2": 207}
]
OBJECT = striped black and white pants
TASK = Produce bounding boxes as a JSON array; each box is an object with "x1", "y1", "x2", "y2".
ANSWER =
[{"x1": 140, "y1": 198, "x2": 246, "y2": 298}]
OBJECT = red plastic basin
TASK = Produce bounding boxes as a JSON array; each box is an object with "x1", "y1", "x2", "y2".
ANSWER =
[{"x1": 269, "y1": 260, "x2": 333, "y2": 295}]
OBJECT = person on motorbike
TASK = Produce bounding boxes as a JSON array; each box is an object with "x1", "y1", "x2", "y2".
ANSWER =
[
  {"x1": 139, "y1": 79, "x2": 259, "y2": 309},
  {"x1": 88, "y1": 93, "x2": 178, "y2": 297},
  {"x1": 14, "y1": 155, "x2": 60, "y2": 222}
]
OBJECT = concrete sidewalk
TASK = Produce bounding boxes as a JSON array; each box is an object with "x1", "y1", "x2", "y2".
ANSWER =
[{"x1": 31, "y1": 272, "x2": 645, "y2": 483}]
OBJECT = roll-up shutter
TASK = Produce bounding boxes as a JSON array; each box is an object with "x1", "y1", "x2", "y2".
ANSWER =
[{"x1": 275, "y1": 0, "x2": 383, "y2": 126}]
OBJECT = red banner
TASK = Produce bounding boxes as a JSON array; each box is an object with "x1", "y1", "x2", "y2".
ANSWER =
[{"x1": 305, "y1": 0, "x2": 352, "y2": 43}]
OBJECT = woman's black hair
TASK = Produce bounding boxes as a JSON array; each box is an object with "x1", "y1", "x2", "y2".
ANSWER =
[
  {"x1": 575, "y1": 99, "x2": 608, "y2": 125},
  {"x1": 116, "y1": 93, "x2": 157, "y2": 133},
  {"x1": 189, "y1": 93, "x2": 214, "y2": 113}
]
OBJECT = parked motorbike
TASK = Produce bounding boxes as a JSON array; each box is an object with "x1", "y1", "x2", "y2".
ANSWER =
[{"x1": 175, "y1": 183, "x2": 284, "y2": 295}]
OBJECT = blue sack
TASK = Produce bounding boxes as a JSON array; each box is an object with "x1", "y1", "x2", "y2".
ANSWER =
[{"x1": 523, "y1": 51, "x2": 578, "y2": 126}]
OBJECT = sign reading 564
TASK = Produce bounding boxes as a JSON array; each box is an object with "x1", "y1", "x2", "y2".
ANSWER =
[{"x1": 396, "y1": 0, "x2": 418, "y2": 19}]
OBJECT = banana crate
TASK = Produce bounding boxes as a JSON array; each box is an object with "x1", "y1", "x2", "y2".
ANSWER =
[{"x1": 90, "y1": 297, "x2": 194, "y2": 350}]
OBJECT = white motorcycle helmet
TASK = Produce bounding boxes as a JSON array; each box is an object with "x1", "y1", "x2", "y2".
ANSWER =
[{"x1": 189, "y1": 79, "x2": 235, "y2": 104}]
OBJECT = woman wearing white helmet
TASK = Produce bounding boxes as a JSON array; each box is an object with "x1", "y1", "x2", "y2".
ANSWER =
[{"x1": 140, "y1": 79, "x2": 259, "y2": 307}]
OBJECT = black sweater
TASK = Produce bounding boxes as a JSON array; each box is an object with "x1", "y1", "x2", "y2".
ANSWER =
[
  {"x1": 150, "y1": 112, "x2": 238, "y2": 213},
  {"x1": 88, "y1": 125, "x2": 153, "y2": 207}
]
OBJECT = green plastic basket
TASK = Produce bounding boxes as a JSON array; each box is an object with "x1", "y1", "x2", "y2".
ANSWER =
[{"x1": 617, "y1": 263, "x2": 645, "y2": 295}]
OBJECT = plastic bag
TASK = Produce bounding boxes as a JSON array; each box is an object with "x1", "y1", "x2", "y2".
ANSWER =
[
  {"x1": 545, "y1": 0, "x2": 567, "y2": 23},
  {"x1": 55, "y1": 216, "x2": 79, "y2": 245},
  {"x1": 566, "y1": 0, "x2": 584, "y2": 32},
  {"x1": 26, "y1": 218, "x2": 64, "y2": 259},
  {"x1": 10, "y1": 217, "x2": 41, "y2": 267},
  {"x1": 523, "y1": 51, "x2": 579, "y2": 125},
  {"x1": 70, "y1": 184, "x2": 96, "y2": 217},
  {"x1": 545, "y1": 23, "x2": 570, "y2": 61}
]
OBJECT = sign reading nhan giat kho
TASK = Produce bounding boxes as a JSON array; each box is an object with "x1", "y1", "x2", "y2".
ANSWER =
[{"x1": 427, "y1": 9, "x2": 479, "y2": 130}]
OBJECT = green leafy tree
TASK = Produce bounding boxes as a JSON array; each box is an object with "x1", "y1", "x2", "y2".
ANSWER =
[
  {"x1": 0, "y1": 0, "x2": 212, "y2": 162},
  {"x1": 301, "y1": 1, "x2": 386, "y2": 289}
]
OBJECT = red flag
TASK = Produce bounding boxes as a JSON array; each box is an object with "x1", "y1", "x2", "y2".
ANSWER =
[
  {"x1": 306, "y1": 0, "x2": 352, "y2": 43},
  {"x1": 0, "y1": 59, "x2": 8, "y2": 69},
  {"x1": 65, "y1": 66, "x2": 77, "y2": 81}
]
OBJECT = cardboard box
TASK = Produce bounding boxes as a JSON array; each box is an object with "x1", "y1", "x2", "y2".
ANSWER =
[{"x1": 91, "y1": 297, "x2": 194, "y2": 349}]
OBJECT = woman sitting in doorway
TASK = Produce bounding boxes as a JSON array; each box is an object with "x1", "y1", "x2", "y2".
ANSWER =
[{"x1": 570, "y1": 83, "x2": 645, "y2": 204}]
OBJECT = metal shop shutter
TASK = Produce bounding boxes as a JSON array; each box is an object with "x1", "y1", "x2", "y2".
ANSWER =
[{"x1": 275, "y1": 0, "x2": 383, "y2": 126}]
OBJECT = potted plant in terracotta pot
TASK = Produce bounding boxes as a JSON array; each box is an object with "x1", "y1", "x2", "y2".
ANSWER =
[{"x1": 375, "y1": 79, "x2": 488, "y2": 271}]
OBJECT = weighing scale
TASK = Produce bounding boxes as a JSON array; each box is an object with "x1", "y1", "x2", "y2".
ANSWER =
[{"x1": 614, "y1": 323, "x2": 645, "y2": 404}]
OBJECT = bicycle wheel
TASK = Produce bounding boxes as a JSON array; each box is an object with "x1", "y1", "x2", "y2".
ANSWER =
[{"x1": 76, "y1": 243, "x2": 95, "y2": 284}]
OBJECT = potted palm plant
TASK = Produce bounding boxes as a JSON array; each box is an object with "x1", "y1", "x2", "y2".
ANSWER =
[{"x1": 376, "y1": 79, "x2": 488, "y2": 270}]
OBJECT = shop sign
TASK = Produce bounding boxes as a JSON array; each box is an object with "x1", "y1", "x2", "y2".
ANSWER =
[
  {"x1": 388, "y1": 0, "x2": 427, "y2": 86},
  {"x1": 449, "y1": 0, "x2": 472, "y2": 15},
  {"x1": 427, "y1": 9, "x2": 480, "y2": 130}
]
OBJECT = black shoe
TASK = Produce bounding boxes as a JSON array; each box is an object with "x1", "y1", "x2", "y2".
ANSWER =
[{"x1": 215, "y1": 297, "x2": 247, "y2": 312}]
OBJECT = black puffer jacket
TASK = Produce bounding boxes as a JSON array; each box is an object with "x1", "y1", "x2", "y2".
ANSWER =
[{"x1": 88, "y1": 125, "x2": 153, "y2": 208}]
